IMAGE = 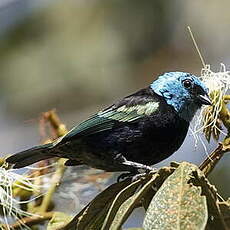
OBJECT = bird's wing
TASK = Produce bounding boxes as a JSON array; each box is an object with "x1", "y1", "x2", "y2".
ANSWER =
[{"x1": 56, "y1": 89, "x2": 159, "y2": 142}]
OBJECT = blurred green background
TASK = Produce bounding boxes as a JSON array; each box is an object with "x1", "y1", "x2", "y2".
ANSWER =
[{"x1": 0, "y1": 0, "x2": 230, "y2": 227}]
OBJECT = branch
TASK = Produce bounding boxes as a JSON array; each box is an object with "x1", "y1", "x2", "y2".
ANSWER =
[
  {"x1": 39, "y1": 158, "x2": 66, "y2": 212},
  {"x1": 4, "y1": 212, "x2": 54, "y2": 229},
  {"x1": 38, "y1": 110, "x2": 68, "y2": 213},
  {"x1": 199, "y1": 143, "x2": 230, "y2": 176}
]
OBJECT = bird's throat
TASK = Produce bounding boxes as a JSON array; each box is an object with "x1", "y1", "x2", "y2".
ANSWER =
[{"x1": 177, "y1": 102, "x2": 199, "y2": 122}]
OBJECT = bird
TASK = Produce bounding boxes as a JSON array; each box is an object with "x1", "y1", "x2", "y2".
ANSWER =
[{"x1": 6, "y1": 72, "x2": 211, "y2": 176}]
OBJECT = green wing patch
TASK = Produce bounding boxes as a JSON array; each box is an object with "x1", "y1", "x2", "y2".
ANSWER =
[
  {"x1": 57, "y1": 101, "x2": 159, "y2": 141},
  {"x1": 98, "y1": 101, "x2": 159, "y2": 122},
  {"x1": 117, "y1": 101, "x2": 159, "y2": 116}
]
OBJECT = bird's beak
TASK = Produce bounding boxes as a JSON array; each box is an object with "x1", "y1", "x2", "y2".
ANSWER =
[{"x1": 197, "y1": 93, "x2": 212, "y2": 105}]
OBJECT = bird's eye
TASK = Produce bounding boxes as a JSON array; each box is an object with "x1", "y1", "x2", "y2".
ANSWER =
[{"x1": 183, "y1": 79, "x2": 192, "y2": 89}]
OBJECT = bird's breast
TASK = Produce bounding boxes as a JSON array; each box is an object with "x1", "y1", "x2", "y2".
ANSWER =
[{"x1": 120, "y1": 114, "x2": 189, "y2": 165}]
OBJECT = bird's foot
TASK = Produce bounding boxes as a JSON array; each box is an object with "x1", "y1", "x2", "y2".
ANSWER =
[
  {"x1": 117, "y1": 165, "x2": 157, "y2": 182},
  {"x1": 117, "y1": 171, "x2": 147, "y2": 182},
  {"x1": 114, "y1": 154, "x2": 156, "y2": 182},
  {"x1": 117, "y1": 169, "x2": 157, "y2": 183},
  {"x1": 117, "y1": 172, "x2": 136, "y2": 182}
]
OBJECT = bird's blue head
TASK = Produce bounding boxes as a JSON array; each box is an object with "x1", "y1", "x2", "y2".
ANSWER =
[{"x1": 151, "y1": 72, "x2": 211, "y2": 122}]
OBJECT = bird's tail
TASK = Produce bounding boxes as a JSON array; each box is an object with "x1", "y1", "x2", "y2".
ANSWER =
[{"x1": 6, "y1": 143, "x2": 54, "y2": 169}]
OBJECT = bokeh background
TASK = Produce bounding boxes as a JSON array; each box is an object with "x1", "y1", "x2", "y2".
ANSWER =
[{"x1": 0, "y1": 0, "x2": 230, "y2": 228}]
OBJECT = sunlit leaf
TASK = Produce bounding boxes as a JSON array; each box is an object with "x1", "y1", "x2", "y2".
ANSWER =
[
  {"x1": 47, "y1": 212, "x2": 72, "y2": 230},
  {"x1": 143, "y1": 162, "x2": 208, "y2": 230}
]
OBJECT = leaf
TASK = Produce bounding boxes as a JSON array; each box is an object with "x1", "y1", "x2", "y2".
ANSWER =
[
  {"x1": 62, "y1": 179, "x2": 132, "y2": 230},
  {"x1": 218, "y1": 200, "x2": 230, "y2": 229},
  {"x1": 143, "y1": 162, "x2": 208, "y2": 230},
  {"x1": 124, "y1": 228, "x2": 144, "y2": 230},
  {"x1": 142, "y1": 193, "x2": 155, "y2": 211},
  {"x1": 101, "y1": 179, "x2": 144, "y2": 230},
  {"x1": 190, "y1": 169, "x2": 230, "y2": 230},
  {"x1": 108, "y1": 174, "x2": 158, "y2": 230},
  {"x1": 103, "y1": 166, "x2": 176, "y2": 230},
  {"x1": 62, "y1": 165, "x2": 176, "y2": 230},
  {"x1": 47, "y1": 212, "x2": 72, "y2": 230}
]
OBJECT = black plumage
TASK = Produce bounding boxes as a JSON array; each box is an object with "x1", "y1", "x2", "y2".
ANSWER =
[
  {"x1": 6, "y1": 72, "x2": 211, "y2": 174},
  {"x1": 66, "y1": 88, "x2": 189, "y2": 171},
  {"x1": 7, "y1": 88, "x2": 188, "y2": 173}
]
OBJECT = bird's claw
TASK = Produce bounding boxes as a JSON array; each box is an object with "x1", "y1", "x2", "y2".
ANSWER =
[
  {"x1": 117, "y1": 166, "x2": 157, "y2": 183},
  {"x1": 117, "y1": 172, "x2": 134, "y2": 182}
]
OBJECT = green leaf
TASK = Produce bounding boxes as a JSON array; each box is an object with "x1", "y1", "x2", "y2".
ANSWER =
[
  {"x1": 62, "y1": 179, "x2": 132, "y2": 230},
  {"x1": 124, "y1": 228, "x2": 144, "y2": 230},
  {"x1": 191, "y1": 171, "x2": 230, "y2": 230},
  {"x1": 62, "y1": 164, "x2": 176, "y2": 230},
  {"x1": 101, "y1": 179, "x2": 144, "y2": 230},
  {"x1": 218, "y1": 200, "x2": 230, "y2": 229},
  {"x1": 108, "y1": 174, "x2": 158, "y2": 230},
  {"x1": 47, "y1": 212, "x2": 72, "y2": 230},
  {"x1": 143, "y1": 162, "x2": 208, "y2": 230},
  {"x1": 102, "y1": 166, "x2": 176, "y2": 230}
]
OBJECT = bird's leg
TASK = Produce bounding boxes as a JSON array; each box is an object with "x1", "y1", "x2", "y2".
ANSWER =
[
  {"x1": 117, "y1": 168, "x2": 156, "y2": 182},
  {"x1": 115, "y1": 154, "x2": 156, "y2": 182},
  {"x1": 121, "y1": 159, "x2": 154, "y2": 172},
  {"x1": 114, "y1": 153, "x2": 154, "y2": 172}
]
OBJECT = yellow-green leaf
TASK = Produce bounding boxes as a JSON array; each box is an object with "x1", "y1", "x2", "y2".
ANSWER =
[
  {"x1": 143, "y1": 162, "x2": 208, "y2": 230},
  {"x1": 47, "y1": 212, "x2": 72, "y2": 230}
]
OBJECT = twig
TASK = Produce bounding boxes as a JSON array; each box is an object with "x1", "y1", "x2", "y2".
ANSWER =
[
  {"x1": 42, "y1": 110, "x2": 68, "y2": 137},
  {"x1": 38, "y1": 110, "x2": 68, "y2": 213},
  {"x1": 187, "y1": 26, "x2": 206, "y2": 68},
  {"x1": 199, "y1": 143, "x2": 230, "y2": 176},
  {"x1": 39, "y1": 158, "x2": 66, "y2": 212},
  {"x1": 5, "y1": 212, "x2": 54, "y2": 229},
  {"x1": 219, "y1": 99, "x2": 230, "y2": 138}
]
